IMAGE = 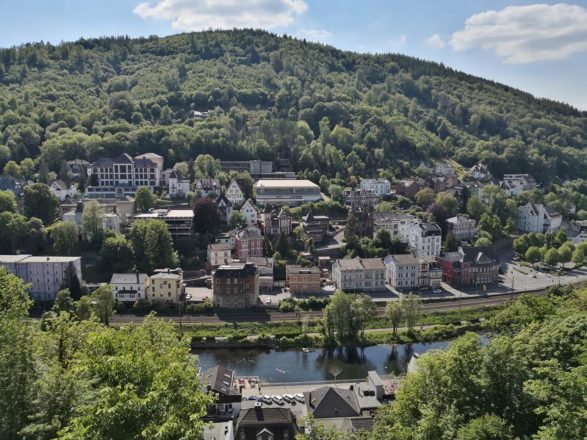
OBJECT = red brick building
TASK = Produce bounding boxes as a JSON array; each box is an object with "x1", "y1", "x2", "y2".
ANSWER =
[{"x1": 436, "y1": 247, "x2": 499, "y2": 288}]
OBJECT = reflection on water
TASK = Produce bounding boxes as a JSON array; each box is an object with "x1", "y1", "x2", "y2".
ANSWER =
[{"x1": 194, "y1": 337, "x2": 488, "y2": 382}]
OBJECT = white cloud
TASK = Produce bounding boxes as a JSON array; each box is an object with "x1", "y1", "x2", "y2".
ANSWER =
[
  {"x1": 425, "y1": 33, "x2": 445, "y2": 48},
  {"x1": 133, "y1": 0, "x2": 308, "y2": 31},
  {"x1": 297, "y1": 28, "x2": 332, "y2": 41},
  {"x1": 390, "y1": 34, "x2": 407, "y2": 48},
  {"x1": 450, "y1": 3, "x2": 587, "y2": 64}
]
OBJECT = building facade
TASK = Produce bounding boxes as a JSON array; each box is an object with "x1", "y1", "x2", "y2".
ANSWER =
[
  {"x1": 384, "y1": 254, "x2": 419, "y2": 290},
  {"x1": 240, "y1": 199, "x2": 258, "y2": 225},
  {"x1": 87, "y1": 153, "x2": 160, "y2": 198},
  {"x1": 147, "y1": 268, "x2": 185, "y2": 303},
  {"x1": 49, "y1": 180, "x2": 77, "y2": 201},
  {"x1": 0, "y1": 255, "x2": 83, "y2": 301},
  {"x1": 194, "y1": 178, "x2": 221, "y2": 196},
  {"x1": 302, "y1": 211, "x2": 330, "y2": 243},
  {"x1": 360, "y1": 178, "x2": 391, "y2": 196},
  {"x1": 133, "y1": 209, "x2": 194, "y2": 238},
  {"x1": 207, "y1": 243, "x2": 233, "y2": 269},
  {"x1": 436, "y1": 247, "x2": 499, "y2": 288},
  {"x1": 168, "y1": 171, "x2": 190, "y2": 198},
  {"x1": 371, "y1": 213, "x2": 416, "y2": 241},
  {"x1": 110, "y1": 273, "x2": 149, "y2": 303},
  {"x1": 343, "y1": 188, "x2": 378, "y2": 208},
  {"x1": 234, "y1": 225, "x2": 264, "y2": 260},
  {"x1": 253, "y1": 179, "x2": 321, "y2": 206},
  {"x1": 286, "y1": 265, "x2": 321, "y2": 295},
  {"x1": 226, "y1": 180, "x2": 245, "y2": 206},
  {"x1": 213, "y1": 262, "x2": 259, "y2": 308},
  {"x1": 517, "y1": 202, "x2": 562, "y2": 233},
  {"x1": 215, "y1": 193, "x2": 233, "y2": 225},
  {"x1": 331, "y1": 257, "x2": 386, "y2": 292},
  {"x1": 446, "y1": 215, "x2": 477, "y2": 241},
  {"x1": 262, "y1": 206, "x2": 292, "y2": 236},
  {"x1": 63, "y1": 201, "x2": 121, "y2": 240},
  {"x1": 408, "y1": 222, "x2": 442, "y2": 257}
]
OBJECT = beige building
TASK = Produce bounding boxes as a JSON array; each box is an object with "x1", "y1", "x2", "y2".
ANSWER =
[
  {"x1": 110, "y1": 273, "x2": 149, "y2": 303},
  {"x1": 331, "y1": 258, "x2": 386, "y2": 292},
  {"x1": 147, "y1": 268, "x2": 185, "y2": 303},
  {"x1": 207, "y1": 243, "x2": 233, "y2": 269}
]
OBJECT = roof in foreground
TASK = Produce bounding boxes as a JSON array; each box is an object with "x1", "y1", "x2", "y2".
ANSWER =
[
  {"x1": 19, "y1": 256, "x2": 81, "y2": 263},
  {"x1": 253, "y1": 179, "x2": 319, "y2": 188}
]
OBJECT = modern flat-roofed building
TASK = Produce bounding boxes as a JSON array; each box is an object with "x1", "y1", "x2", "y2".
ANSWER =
[
  {"x1": 253, "y1": 179, "x2": 321, "y2": 206},
  {"x1": 0, "y1": 255, "x2": 83, "y2": 301},
  {"x1": 286, "y1": 265, "x2": 321, "y2": 295},
  {"x1": 133, "y1": 209, "x2": 194, "y2": 238}
]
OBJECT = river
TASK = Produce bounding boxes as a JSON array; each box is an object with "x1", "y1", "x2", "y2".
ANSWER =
[{"x1": 194, "y1": 336, "x2": 488, "y2": 382}]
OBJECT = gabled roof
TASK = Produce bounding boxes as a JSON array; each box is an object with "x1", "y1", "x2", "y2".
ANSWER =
[
  {"x1": 113, "y1": 153, "x2": 134, "y2": 164},
  {"x1": 202, "y1": 366, "x2": 238, "y2": 396},
  {"x1": 215, "y1": 192, "x2": 233, "y2": 207},
  {"x1": 238, "y1": 407, "x2": 293, "y2": 426},
  {"x1": 305, "y1": 387, "x2": 360, "y2": 419}
]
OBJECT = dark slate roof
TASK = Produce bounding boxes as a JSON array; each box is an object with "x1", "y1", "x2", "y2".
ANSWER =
[
  {"x1": 305, "y1": 387, "x2": 360, "y2": 419},
  {"x1": 113, "y1": 153, "x2": 134, "y2": 164},
  {"x1": 202, "y1": 365, "x2": 238, "y2": 396},
  {"x1": 134, "y1": 158, "x2": 158, "y2": 168},
  {"x1": 238, "y1": 407, "x2": 293, "y2": 426},
  {"x1": 215, "y1": 192, "x2": 233, "y2": 207},
  {"x1": 350, "y1": 417, "x2": 374, "y2": 432}
]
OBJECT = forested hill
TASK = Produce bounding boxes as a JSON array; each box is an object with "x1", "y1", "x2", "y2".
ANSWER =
[{"x1": 1, "y1": 29, "x2": 587, "y2": 182}]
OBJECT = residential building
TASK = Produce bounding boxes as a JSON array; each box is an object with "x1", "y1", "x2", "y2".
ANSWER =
[
  {"x1": 0, "y1": 176, "x2": 24, "y2": 199},
  {"x1": 208, "y1": 243, "x2": 233, "y2": 269},
  {"x1": 408, "y1": 222, "x2": 442, "y2": 257},
  {"x1": 286, "y1": 265, "x2": 321, "y2": 295},
  {"x1": 499, "y1": 173, "x2": 537, "y2": 196},
  {"x1": 167, "y1": 171, "x2": 190, "y2": 198},
  {"x1": 427, "y1": 175, "x2": 459, "y2": 193},
  {"x1": 86, "y1": 153, "x2": 160, "y2": 198},
  {"x1": 517, "y1": 202, "x2": 562, "y2": 233},
  {"x1": 134, "y1": 152, "x2": 164, "y2": 171},
  {"x1": 262, "y1": 206, "x2": 292, "y2": 236},
  {"x1": 240, "y1": 199, "x2": 258, "y2": 225},
  {"x1": 351, "y1": 207, "x2": 373, "y2": 238},
  {"x1": 147, "y1": 268, "x2": 185, "y2": 303},
  {"x1": 63, "y1": 201, "x2": 121, "y2": 240},
  {"x1": 384, "y1": 254, "x2": 419, "y2": 290},
  {"x1": 212, "y1": 262, "x2": 259, "y2": 308},
  {"x1": 360, "y1": 178, "x2": 391, "y2": 196},
  {"x1": 248, "y1": 257, "x2": 274, "y2": 291},
  {"x1": 133, "y1": 209, "x2": 194, "y2": 238},
  {"x1": 0, "y1": 255, "x2": 83, "y2": 301},
  {"x1": 194, "y1": 178, "x2": 221, "y2": 196},
  {"x1": 59, "y1": 196, "x2": 136, "y2": 225},
  {"x1": 202, "y1": 365, "x2": 241, "y2": 404},
  {"x1": 253, "y1": 179, "x2": 321, "y2": 206},
  {"x1": 394, "y1": 179, "x2": 425, "y2": 198},
  {"x1": 236, "y1": 405, "x2": 298, "y2": 440},
  {"x1": 418, "y1": 256, "x2": 443, "y2": 289},
  {"x1": 371, "y1": 212, "x2": 416, "y2": 241},
  {"x1": 305, "y1": 387, "x2": 360, "y2": 419},
  {"x1": 49, "y1": 180, "x2": 77, "y2": 201},
  {"x1": 434, "y1": 162, "x2": 456, "y2": 176},
  {"x1": 436, "y1": 247, "x2": 499, "y2": 288},
  {"x1": 302, "y1": 211, "x2": 329, "y2": 243},
  {"x1": 216, "y1": 193, "x2": 233, "y2": 224},
  {"x1": 110, "y1": 273, "x2": 149, "y2": 303},
  {"x1": 204, "y1": 422, "x2": 233, "y2": 440},
  {"x1": 66, "y1": 159, "x2": 91, "y2": 178},
  {"x1": 331, "y1": 257, "x2": 386, "y2": 292},
  {"x1": 446, "y1": 215, "x2": 477, "y2": 241},
  {"x1": 234, "y1": 225, "x2": 264, "y2": 260},
  {"x1": 343, "y1": 188, "x2": 378, "y2": 208},
  {"x1": 226, "y1": 180, "x2": 245, "y2": 206},
  {"x1": 468, "y1": 163, "x2": 492, "y2": 180}
]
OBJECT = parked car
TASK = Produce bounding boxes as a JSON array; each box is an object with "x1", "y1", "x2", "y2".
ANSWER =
[
  {"x1": 261, "y1": 395, "x2": 272, "y2": 403},
  {"x1": 272, "y1": 395, "x2": 284, "y2": 405},
  {"x1": 294, "y1": 393, "x2": 305, "y2": 403},
  {"x1": 283, "y1": 394, "x2": 294, "y2": 402}
]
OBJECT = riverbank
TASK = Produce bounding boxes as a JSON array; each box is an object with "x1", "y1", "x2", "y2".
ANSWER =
[{"x1": 186, "y1": 309, "x2": 489, "y2": 350}]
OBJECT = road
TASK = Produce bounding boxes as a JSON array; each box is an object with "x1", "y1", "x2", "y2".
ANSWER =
[{"x1": 109, "y1": 289, "x2": 542, "y2": 325}]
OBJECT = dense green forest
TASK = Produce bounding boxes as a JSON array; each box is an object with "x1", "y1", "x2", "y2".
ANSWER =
[{"x1": 1, "y1": 29, "x2": 587, "y2": 183}]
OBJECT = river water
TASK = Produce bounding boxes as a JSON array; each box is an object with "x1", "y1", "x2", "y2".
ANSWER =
[{"x1": 194, "y1": 337, "x2": 487, "y2": 382}]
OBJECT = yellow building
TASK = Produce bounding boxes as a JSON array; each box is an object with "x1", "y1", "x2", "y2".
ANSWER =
[{"x1": 147, "y1": 268, "x2": 185, "y2": 303}]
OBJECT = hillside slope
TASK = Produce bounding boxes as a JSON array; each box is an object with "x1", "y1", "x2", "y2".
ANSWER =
[{"x1": 1, "y1": 29, "x2": 586, "y2": 181}]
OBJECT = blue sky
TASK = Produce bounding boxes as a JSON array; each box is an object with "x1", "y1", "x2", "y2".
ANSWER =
[{"x1": 1, "y1": 0, "x2": 586, "y2": 109}]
